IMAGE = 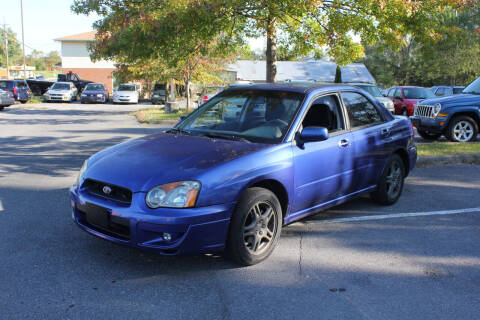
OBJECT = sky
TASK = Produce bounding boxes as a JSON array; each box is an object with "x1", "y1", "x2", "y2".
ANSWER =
[{"x1": 2, "y1": 0, "x2": 265, "y2": 55}]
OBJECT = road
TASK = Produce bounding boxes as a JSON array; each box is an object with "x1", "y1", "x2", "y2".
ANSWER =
[{"x1": 1, "y1": 103, "x2": 479, "y2": 320}]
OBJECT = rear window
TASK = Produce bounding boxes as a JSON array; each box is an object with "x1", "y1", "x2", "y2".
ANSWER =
[
  {"x1": 154, "y1": 84, "x2": 166, "y2": 90},
  {"x1": 52, "y1": 83, "x2": 71, "y2": 90},
  {"x1": 0, "y1": 81, "x2": 11, "y2": 89},
  {"x1": 16, "y1": 81, "x2": 28, "y2": 88}
]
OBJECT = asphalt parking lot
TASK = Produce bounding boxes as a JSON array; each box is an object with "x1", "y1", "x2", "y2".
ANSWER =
[{"x1": 1, "y1": 103, "x2": 479, "y2": 320}]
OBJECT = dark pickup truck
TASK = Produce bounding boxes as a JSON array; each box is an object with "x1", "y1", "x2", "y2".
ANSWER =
[
  {"x1": 411, "y1": 78, "x2": 480, "y2": 142},
  {"x1": 27, "y1": 72, "x2": 92, "y2": 96}
]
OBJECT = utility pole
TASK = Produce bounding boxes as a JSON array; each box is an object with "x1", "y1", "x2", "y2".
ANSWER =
[
  {"x1": 2, "y1": 19, "x2": 9, "y2": 79},
  {"x1": 20, "y1": 0, "x2": 26, "y2": 80}
]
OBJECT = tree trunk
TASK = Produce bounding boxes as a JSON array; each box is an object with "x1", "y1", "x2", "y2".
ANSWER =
[
  {"x1": 266, "y1": 16, "x2": 277, "y2": 83},
  {"x1": 185, "y1": 77, "x2": 191, "y2": 112}
]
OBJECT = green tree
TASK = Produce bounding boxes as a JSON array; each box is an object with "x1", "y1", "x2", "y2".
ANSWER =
[
  {"x1": 72, "y1": 0, "x2": 242, "y2": 110},
  {"x1": 72, "y1": 0, "x2": 466, "y2": 87},
  {"x1": 0, "y1": 27, "x2": 22, "y2": 67}
]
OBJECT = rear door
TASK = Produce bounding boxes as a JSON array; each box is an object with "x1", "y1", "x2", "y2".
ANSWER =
[
  {"x1": 340, "y1": 91, "x2": 394, "y2": 191},
  {"x1": 292, "y1": 93, "x2": 354, "y2": 214}
]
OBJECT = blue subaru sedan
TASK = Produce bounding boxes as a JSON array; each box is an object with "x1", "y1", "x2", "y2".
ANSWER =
[{"x1": 70, "y1": 84, "x2": 417, "y2": 265}]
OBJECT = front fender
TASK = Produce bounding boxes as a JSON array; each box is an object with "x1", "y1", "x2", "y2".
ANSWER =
[{"x1": 196, "y1": 143, "x2": 294, "y2": 208}]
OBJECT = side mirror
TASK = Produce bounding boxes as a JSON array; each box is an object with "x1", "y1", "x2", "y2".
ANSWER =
[{"x1": 299, "y1": 126, "x2": 329, "y2": 142}]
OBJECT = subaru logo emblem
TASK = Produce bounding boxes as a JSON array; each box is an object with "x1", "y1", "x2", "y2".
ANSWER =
[{"x1": 102, "y1": 186, "x2": 112, "y2": 195}]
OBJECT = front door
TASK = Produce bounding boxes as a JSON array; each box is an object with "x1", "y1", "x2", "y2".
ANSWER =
[{"x1": 292, "y1": 94, "x2": 355, "y2": 215}]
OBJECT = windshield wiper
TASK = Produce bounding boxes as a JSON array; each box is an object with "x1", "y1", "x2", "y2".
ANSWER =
[
  {"x1": 165, "y1": 128, "x2": 194, "y2": 135},
  {"x1": 203, "y1": 132, "x2": 251, "y2": 143}
]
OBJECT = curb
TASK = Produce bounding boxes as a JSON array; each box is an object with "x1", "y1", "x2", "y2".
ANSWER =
[
  {"x1": 417, "y1": 154, "x2": 480, "y2": 167},
  {"x1": 140, "y1": 120, "x2": 178, "y2": 126}
]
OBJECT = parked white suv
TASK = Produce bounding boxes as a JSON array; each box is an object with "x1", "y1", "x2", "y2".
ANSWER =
[
  {"x1": 113, "y1": 83, "x2": 140, "y2": 104},
  {"x1": 44, "y1": 82, "x2": 78, "y2": 102}
]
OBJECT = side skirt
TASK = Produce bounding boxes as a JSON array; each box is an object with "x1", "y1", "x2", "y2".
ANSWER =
[{"x1": 284, "y1": 185, "x2": 377, "y2": 225}]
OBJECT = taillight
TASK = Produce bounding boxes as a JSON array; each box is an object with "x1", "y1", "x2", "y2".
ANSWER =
[
  {"x1": 203, "y1": 96, "x2": 209, "y2": 102},
  {"x1": 410, "y1": 120, "x2": 415, "y2": 137},
  {"x1": 13, "y1": 88, "x2": 18, "y2": 94}
]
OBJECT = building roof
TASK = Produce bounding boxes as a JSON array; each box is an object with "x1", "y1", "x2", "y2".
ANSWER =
[
  {"x1": 54, "y1": 31, "x2": 96, "y2": 42},
  {"x1": 227, "y1": 60, "x2": 375, "y2": 84}
]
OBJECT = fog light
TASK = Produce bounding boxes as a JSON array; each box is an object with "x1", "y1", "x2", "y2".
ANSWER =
[{"x1": 163, "y1": 232, "x2": 172, "y2": 242}]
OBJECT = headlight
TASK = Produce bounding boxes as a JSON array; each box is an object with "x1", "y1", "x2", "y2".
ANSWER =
[
  {"x1": 97, "y1": 94, "x2": 103, "y2": 97},
  {"x1": 81, "y1": 94, "x2": 87, "y2": 97},
  {"x1": 146, "y1": 181, "x2": 201, "y2": 208},
  {"x1": 74, "y1": 160, "x2": 88, "y2": 187},
  {"x1": 433, "y1": 103, "x2": 442, "y2": 117}
]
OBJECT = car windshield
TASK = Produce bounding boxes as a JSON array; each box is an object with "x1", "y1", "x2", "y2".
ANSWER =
[
  {"x1": 463, "y1": 78, "x2": 480, "y2": 94},
  {"x1": 52, "y1": 83, "x2": 70, "y2": 90},
  {"x1": 355, "y1": 85, "x2": 382, "y2": 97},
  {"x1": 118, "y1": 84, "x2": 135, "y2": 91},
  {"x1": 177, "y1": 90, "x2": 304, "y2": 144},
  {"x1": 154, "y1": 84, "x2": 166, "y2": 90},
  {"x1": 85, "y1": 84, "x2": 104, "y2": 91},
  {"x1": 403, "y1": 88, "x2": 435, "y2": 99}
]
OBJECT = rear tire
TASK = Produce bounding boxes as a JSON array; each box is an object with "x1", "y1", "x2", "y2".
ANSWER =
[
  {"x1": 445, "y1": 116, "x2": 478, "y2": 142},
  {"x1": 0, "y1": 106, "x2": 4, "y2": 111},
  {"x1": 371, "y1": 154, "x2": 405, "y2": 205},
  {"x1": 226, "y1": 187, "x2": 282, "y2": 266},
  {"x1": 417, "y1": 129, "x2": 441, "y2": 141},
  {"x1": 20, "y1": 100, "x2": 27, "y2": 104}
]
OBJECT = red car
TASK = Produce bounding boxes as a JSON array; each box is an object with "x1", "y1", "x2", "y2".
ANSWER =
[{"x1": 386, "y1": 86, "x2": 436, "y2": 116}]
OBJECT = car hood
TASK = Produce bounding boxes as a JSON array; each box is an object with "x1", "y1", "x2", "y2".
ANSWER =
[
  {"x1": 375, "y1": 96, "x2": 391, "y2": 103},
  {"x1": 419, "y1": 93, "x2": 480, "y2": 107},
  {"x1": 115, "y1": 91, "x2": 137, "y2": 96},
  {"x1": 85, "y1": 133, "x2": 269, "y2": 192},
  {"x1": 83, "y1": 90, "x2": 104, "y2": 95},
  {"x1": 48, "y1": 90, "x2": 70, "y2": 94},
  {"x1": 403, "y1": 98, "x2": 421, "y2": 105}
]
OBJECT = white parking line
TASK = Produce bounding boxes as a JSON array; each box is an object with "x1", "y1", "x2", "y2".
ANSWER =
[{"x1": 320, "y1": 207, "x2": 480, "y2": 224}]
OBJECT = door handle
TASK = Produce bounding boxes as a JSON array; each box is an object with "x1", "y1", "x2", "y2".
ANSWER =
[{"x1": 338, "y1": 139, "x2": 350, "y2": 147}]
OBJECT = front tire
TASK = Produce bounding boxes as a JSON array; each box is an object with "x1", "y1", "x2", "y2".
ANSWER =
[
  {"x1": 226, "y1": 187, "x2": 282, "y2": 266},
  {"x1": 371, "y1": 154, "x2": 405, "y2": 205},
  {"x1": 445, "y1": 116, "x2": 478, "y2": 142},
  {"x1": 417, "y1": 129, "x2": 441, "y2": 141}
]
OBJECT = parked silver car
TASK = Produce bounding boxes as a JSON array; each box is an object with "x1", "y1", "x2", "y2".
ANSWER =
[
  {"x1": 44, "y1": 82, "x2": 78, "y2": 102},
  {"x1": 349, "y1": 83, "x2": 395, "y2": 113},
  {"x1": 113, "y1": 83, "x2": 140, "y2": 104},
  {"x1": 0, "y1": 88, "x2": 15, "y2": 111}
]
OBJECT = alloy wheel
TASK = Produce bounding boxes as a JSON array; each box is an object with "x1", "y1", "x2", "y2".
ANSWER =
[
  {"x1": 385, "y1": 161, "x2": 402, "y2": 200},
  {"x1": 453, "y1": 121, "x2": 474, "y2": 142},
  {"x1": 243, "y1": 201, "x2": 277, "y2": 255}
]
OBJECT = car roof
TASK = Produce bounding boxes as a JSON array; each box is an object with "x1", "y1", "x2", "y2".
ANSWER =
[
  {"x1": 224, "y1": 83, "x2": 361, "y2": 94},
  {"x1": 87, "y1": 83, "x2": 104, "y2": 86},
  {"x1": 55, "y1": 81, "x2": 72, "y2": 85}
]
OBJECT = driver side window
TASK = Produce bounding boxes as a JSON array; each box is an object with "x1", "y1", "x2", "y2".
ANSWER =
[{"x1": 301, "y1": 95, "x2": 344, "y2": 133}]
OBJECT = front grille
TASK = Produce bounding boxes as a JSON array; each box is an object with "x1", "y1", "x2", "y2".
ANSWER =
[
  {"x1": 414, "y1": 105, "x2": 434, "y2": 118},
  {"x1": 82, "y1": 179, "x2": 133, "y2": 204},
  {"x1": 77, "y1": 202, "x2": 130, "y2": 240}
]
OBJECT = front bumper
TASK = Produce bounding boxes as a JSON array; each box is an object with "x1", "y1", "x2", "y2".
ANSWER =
[
  {"x1": 81, "y1": 95, "x2": 105, "y2": 103},
  {"x1": 45, "y1": 95, "x2": 71, "y2": 102},
  {"x1": 113, "y1": 96, "x2": 137, "y2": 103},
  {"x1": 70, "y1": 186, "x2": 233, "y2": 255},
  {"x1": 410, "y1": 115, "x2": 447, "y2": 134}
]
